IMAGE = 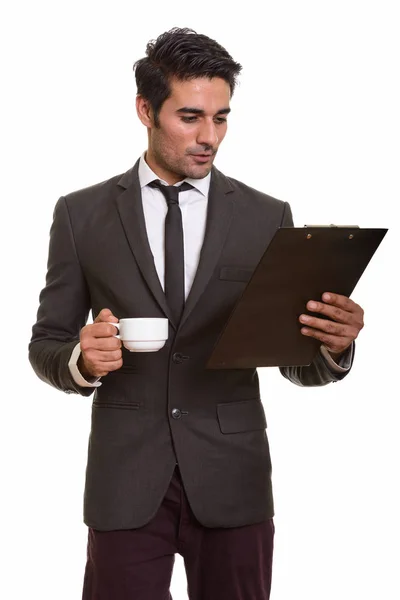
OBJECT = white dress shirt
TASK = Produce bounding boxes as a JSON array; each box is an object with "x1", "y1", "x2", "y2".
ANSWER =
[{"x1": 68, "y1": 153, "x2": 351, "y2": 387}]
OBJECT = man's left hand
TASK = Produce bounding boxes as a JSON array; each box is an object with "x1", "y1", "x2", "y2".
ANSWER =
[{"x1": 299, "y1": 292, "x2": 364, "y2": 360}]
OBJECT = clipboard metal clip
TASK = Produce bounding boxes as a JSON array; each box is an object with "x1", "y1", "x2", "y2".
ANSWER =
[{"x1": 303, "y1": 224, "x2": 360, "y2": 240}]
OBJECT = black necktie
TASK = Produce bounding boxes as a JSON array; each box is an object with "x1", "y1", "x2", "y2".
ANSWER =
[{"x1": 148, "y1": 180, "x2": 193, "y2": 324}]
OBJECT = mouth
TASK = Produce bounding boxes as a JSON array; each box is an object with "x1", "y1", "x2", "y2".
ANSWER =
[{"x1": 190, "y1": 154, "x2": 213, "y2": 164}]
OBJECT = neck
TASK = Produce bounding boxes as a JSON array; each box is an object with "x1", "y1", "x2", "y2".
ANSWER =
[{"x1": 144, "y1": 150, "x2": 183, "y2": 185}]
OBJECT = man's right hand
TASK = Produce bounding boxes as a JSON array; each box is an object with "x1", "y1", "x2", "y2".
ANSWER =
[{"x1": 78, "y1": 308, "x2": 123, "y2": 379}]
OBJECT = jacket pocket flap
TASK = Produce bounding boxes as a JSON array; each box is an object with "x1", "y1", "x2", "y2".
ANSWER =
[
  {"x1": 219, "y1": 267, "x2": 253, "y2": 282},
  {"x1": 92, "y1": 389, "x2": 141, "y2": 410},
  {"x1": 217, "y1": 399, "x2": 267, "y2": 433}
]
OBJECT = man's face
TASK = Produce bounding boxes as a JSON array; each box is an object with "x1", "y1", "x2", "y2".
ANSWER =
[{"x1": 137, "y1": 76, "x2": 231, "y2": 184}]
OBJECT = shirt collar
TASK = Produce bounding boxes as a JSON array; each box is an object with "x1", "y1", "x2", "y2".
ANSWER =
[{"x1": 138, "y1": 152, "x2": 211, "y2": 197}]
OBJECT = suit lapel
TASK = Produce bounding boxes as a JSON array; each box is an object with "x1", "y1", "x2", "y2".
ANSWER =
[
  {"x1": 180, "y1": 167, "x2": 235, "y2": 329},
  {"x1": 114, "y1": 162, "x2": 235, "y2": 331},
  {"x1": 115, "y1": 160, "x2": 176, "y2": 328}
]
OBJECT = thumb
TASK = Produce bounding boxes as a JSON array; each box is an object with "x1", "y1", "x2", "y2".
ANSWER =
[{"x1": 94, "y1": 308, "x2": 119, "y2": 323}]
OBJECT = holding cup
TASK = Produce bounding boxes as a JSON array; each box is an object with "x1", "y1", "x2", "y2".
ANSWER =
[{"x1": 108, "y1": 318, "x2": 169, "y2": 352}]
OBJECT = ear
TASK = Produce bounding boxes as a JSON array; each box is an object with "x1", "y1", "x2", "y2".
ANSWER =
[{"x1": 136, "y1": 95, "x2": 155, "y2": 128}]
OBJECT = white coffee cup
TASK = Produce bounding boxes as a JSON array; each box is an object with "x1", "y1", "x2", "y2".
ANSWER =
[{"x1": 108, "y1": 318, "x2": 169, "y2": 352}]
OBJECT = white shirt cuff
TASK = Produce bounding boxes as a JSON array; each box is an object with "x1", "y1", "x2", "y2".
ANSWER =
[
  {"x1": 319, "y1": 343, "x2": 353, "y2": 373},
  {"x1": 68, "y1": 342, "x2": 102, "y2": 388}
]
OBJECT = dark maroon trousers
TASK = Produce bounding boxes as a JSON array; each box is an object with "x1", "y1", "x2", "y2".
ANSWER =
[{"x1": 82, "y1": 466, "x2": 275, "y2": 600}]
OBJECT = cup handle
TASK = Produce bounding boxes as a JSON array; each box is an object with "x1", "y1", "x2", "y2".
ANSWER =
[{"x1": 107, "y1": 321, "x2": 120, "y2": 339}]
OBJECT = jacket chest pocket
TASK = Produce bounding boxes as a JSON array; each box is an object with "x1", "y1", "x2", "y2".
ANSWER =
[{"x1": 217, "y1": 399, "x2": 267, "y2": 434}]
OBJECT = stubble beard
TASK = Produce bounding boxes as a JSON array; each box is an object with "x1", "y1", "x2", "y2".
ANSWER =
[{"x1": 152, "y1": 135, "x2": 215, "y2": 181}]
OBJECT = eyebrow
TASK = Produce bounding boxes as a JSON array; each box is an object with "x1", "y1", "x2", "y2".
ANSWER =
[{"x1": 176, "y1": 107, "x2": 231, "y2": 116}]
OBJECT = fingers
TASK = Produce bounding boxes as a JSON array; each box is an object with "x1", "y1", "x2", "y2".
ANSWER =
[
  {"x1": 88, "y1": 358, "x2": 124, "y2": 378},
  {"x1": 81, "y1": 335, "x2": 122, "y2": 351},
  {"x1": 80, "y1": 346, "x2": 123, "y2": 363},
  {"x1": 94, "y1": 308, "x2": 119, "y2": 324},
  {"x1": 89, "y1": 322, "x2": 121, "y2": 338},
  {"x1": 304, "y1": 300, "x2": 353, "y2": 325},
  {"x1": 299, "y1": 314, "x2": 354, "y2": 338},
  {"x1": 80, "y1": 325, "x2": 122, "y2": 356},
  {"x1": 83, "y1": 307, "x2": 121, "y2": 340},
  {"x1": 320, "y1": 292, "x2": 364, "y2": 319},
  {"x1": 79, "y1": 343, "x2": 123, "y2": 378},
  {"x1": 79, "y1": 308, "x2": 122, "y2": 378},
  {"x1": 300, "y1": 293, "x2": 364, "y2": 329},
  {"x1": 299, "y1": 327, "x2": 351, "y2": 355},
  {"x1": 300, "y1": 317, "x2": 358, "y2": 347},
  {"x1": 298, "y1": 293, "x2": 364, "y2": 355}
]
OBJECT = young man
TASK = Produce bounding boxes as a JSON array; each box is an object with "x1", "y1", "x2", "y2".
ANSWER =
[{"x1": 29, "y1": 27, "x2": 364, "y2": 600}]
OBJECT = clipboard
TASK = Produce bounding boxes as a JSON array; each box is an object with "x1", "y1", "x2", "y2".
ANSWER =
[{"x1": 206, "y1": 226, "x2": 387, "y2": 369}]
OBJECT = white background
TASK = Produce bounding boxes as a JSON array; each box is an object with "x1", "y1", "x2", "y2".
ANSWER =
[{"x1": 1, "y1": 1, "x2": 399, "y2": 598}]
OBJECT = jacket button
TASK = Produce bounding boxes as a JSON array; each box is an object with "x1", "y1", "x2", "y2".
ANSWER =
[
  {"x1": 172, "y1": 352, "x2": 183, "y2": 364},
  {"x1": 171, "y1": 408, "x2": 182, "y2": 419}
]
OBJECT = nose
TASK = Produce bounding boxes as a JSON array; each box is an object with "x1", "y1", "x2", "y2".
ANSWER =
[{"x1": 197, "y1": 118, "x2": 218, "y2": 148}]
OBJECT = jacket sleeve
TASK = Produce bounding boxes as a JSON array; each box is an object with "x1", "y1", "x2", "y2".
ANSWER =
[
  {"x1": 278, "y1": 201, "x2": 354, "y2": 387},
  {"x1": 28, "y1": 196, "x2": 94, "y2": 397}
]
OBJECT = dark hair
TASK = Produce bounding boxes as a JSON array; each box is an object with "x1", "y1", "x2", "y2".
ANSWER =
[{"x1": 133, "y1": 27, "x2": 242, "y2": 126}]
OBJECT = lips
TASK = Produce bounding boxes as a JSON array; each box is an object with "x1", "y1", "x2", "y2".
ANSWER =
[{"x1": 190, "y1": 154, "x2": 212, "y2": 163}]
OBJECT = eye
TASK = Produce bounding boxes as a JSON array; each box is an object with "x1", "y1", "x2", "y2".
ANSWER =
[
  {"x1": 181, "y1": 116, "x2": 198, "y2": 123},
  {"x1": 214, "y1": 117, "x2": 227, "y2": 124}
]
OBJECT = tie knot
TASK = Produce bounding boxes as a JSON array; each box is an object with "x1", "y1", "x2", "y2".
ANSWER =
[{"x1": 148, "y1": 180, "x2": 193, "y2": 205}]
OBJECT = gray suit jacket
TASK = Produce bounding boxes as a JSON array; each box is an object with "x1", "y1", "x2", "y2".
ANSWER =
[{"x1": 29, "y1": 160, "x2": 353, "y2": 531}]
